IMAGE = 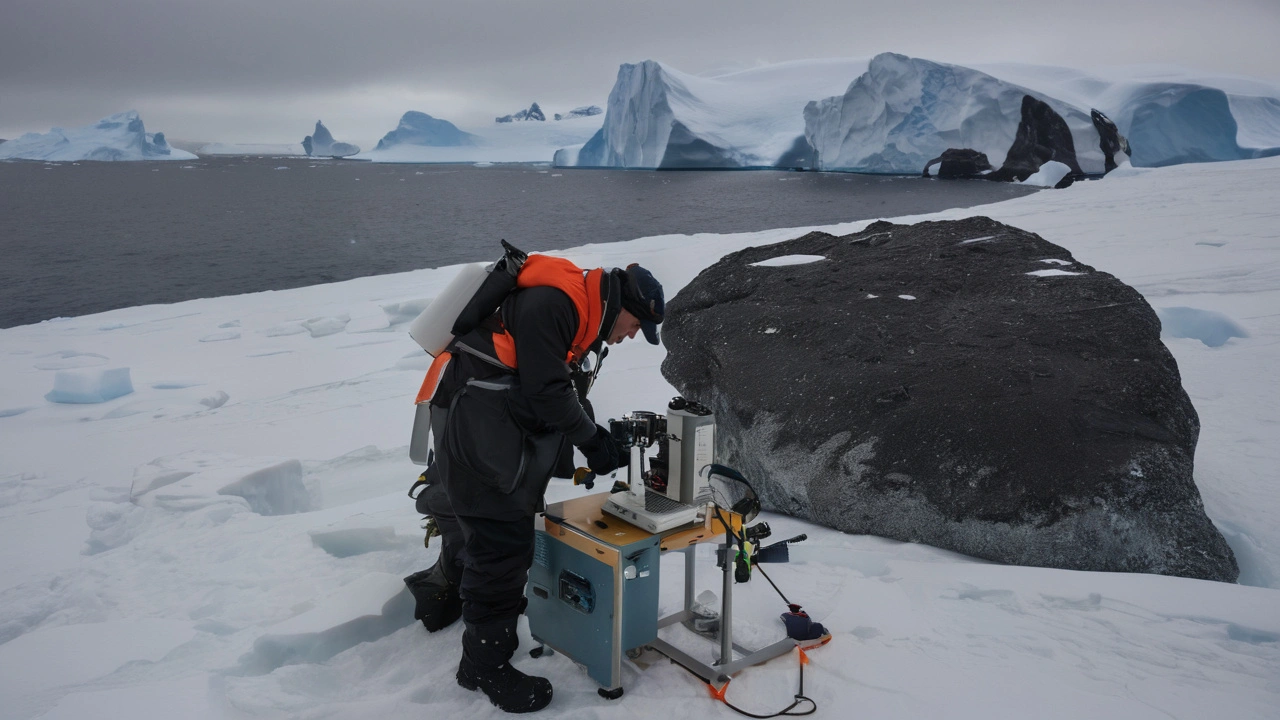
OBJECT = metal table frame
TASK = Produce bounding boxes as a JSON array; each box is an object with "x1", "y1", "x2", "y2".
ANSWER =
[{"x1": 646, "y1": 526, "x2": 800, "y2": 688}]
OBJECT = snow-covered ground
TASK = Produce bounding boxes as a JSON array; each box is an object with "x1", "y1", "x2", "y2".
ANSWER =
[{"x1": 1, "y1": 157, "x2": 1278, "y2": 718}]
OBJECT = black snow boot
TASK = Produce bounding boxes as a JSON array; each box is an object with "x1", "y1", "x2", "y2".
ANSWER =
[
  {"x1": 456, "y1": 619, "x2": 552, "y2": 713},
  {"x1": 404, "y1": 562, "x2": 461, "y2": 632}
]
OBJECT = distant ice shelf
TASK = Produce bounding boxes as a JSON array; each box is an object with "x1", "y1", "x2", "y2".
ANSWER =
[{"x1": 0, "y1": 111, "x2": 196, "y2": 162}]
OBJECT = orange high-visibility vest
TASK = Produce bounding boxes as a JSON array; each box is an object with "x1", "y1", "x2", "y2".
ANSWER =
[{"x1": 414, "y1": 255, "x2": 604, "y2": 404}]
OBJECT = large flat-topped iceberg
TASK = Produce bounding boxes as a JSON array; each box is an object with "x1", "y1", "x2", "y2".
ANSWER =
[
  {"x1": 555, "y1": 54, "x2": 1280, "y2": 173},
  {"x1": 559, "y1": 58, "x2": 870, "y2": 169},
  {"x1": 804, "y1": 53, "x2": 1105, "y2": 174},
  {"x1": 0, "y1": 111, "x2": 196, "y2": 162},
  {"x1": 972, "y1": 62, "x2": 1280, "y2": 167}
]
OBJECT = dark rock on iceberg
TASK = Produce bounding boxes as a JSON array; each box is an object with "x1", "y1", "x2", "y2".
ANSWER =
[
  {"x1": 1090, "y1": 109, "x2": 1131, "y2": 173},
  {"x1": 988, "y1": 96, "x2": 1084, "y2": 182},
  {"x1": 376, "y1": 111, "x2": 477, "y2": 149},
  {"x1": 554, "y1": 105, "x2": 603, "y2": 121},
  {"x1": 496, "y1": 102, "x2": 546, "y2": 123},
  {"x1": 661, "y1": 217, "x2": 1238, "y2": 583},
  {"x1": 922, "y1": 148, "x2": 993, "y2": 178}
]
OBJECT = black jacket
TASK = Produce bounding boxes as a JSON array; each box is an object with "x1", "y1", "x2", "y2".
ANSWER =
[{"x1": 433, "y1": 285, "x2": 597, "y2": 447}]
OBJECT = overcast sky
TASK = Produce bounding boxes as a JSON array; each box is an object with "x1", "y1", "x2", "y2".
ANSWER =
[{"x1": 3, "y1": 0, "x2": 1279, "y2": 146}]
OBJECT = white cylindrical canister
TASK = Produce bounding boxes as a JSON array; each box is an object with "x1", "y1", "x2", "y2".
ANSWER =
[{"x1": 408, "y1": 262, "x2": 492, "y2": 356}]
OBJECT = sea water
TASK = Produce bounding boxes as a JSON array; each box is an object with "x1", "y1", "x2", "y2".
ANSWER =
[{"x1": 0, "y1": 157, "x2": 1036, "y2": 328}]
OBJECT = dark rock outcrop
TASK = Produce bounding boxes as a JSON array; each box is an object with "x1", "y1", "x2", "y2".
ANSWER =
[
  {"x1": 661, "y1": 217, "x2": 1238, "y2": 583},
  {"x1": 1091, "y1": 109, "x2": 1131, "y2": 173},
  {"x1": 922, "y1": 148, "x2": 993, "y2": 178},
  {"x1": 496, "y1": 102, "x2": 546, "y2": 123},
  {"x1": 988, "y1": 95, "x2": 1084, "y2": 182},
  {"x1": 554, "y1": 105, "x2": 603, "y2": 121}
]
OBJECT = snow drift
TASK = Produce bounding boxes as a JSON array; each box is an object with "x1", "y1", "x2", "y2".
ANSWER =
[{"x1": 0, "y1": 111, "x2": 196, "y2": 162}]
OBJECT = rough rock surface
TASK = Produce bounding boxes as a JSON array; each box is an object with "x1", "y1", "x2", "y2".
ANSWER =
[
  {"x1": 496, "y1": 102, "x2": 546, "y2": 123},
  {"x1": 922, "y1": 148, "x2": 992, "y2": 178},
  {"x1": 1090, "y1": 109, "x2": 1131, "y2": 173},
  {"x1": 988, "y1": 96, "x2": 1083, "y2": 182},
  {"x1": 661, "y1": 217, "x2": 1238, "y2": 583}
]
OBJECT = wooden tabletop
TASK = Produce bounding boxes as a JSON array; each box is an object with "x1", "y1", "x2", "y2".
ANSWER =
[{"x1": 543, "y1": 492, "x2": 742, "y2": 553}]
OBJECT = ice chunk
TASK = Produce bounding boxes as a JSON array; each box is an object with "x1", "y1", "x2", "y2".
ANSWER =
[
  {"x1": 1157, "y1": 306, "x2": 1249, "y2": 347},
  {"x1": 199, "y1": 390, "x2": 230, "y2": 409},
  {"x1": 45, "y1": 367, "x2": 134, "y2": 404},
  {"x1": 309, "y1": 527, "x2": 404, "y2": 558},
  {"x1": 302, "y1": 316, "x2": 349, "y2": 338},
  {"x1": 131, "y1": 452, "x2": 310, "y2": 515}
]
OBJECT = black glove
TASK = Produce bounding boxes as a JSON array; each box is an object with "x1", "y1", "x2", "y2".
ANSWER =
[{"x1": 578, "y1": 425, "x2": 622, "y2": 475}]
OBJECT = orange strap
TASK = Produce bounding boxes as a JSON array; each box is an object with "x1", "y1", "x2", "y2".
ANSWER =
[{"x1": 414, "y1": 351, "x2": 452, "y2": 405}]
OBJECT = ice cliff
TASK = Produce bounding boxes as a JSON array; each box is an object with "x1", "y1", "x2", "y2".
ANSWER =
[
  {"x1": 558, "y1": 59, "x2": 868, "y2": 169},
  {"x1": 302, "y1": 121, "x2": 360, "y2": 158},
  {"x1": 374, "y1": 111, "x2": 478, "y2": 150},
  {"x1": 804, "y1": 54, "x2": 1105, "y2": 174},
  {"x1": 972, "y1": 63, "x2": 1280, "y2": 168},
  {"x1": 557, "y1": 54, "x2": 1280, "y2": 173},
  {"x1": 0, "y1": 111, "x2": 196, "y2": 162}
]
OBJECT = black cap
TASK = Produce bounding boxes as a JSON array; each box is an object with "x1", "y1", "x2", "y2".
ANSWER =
[{"x1": 621, "y1": 264, "x2": 664, "y2": 344}]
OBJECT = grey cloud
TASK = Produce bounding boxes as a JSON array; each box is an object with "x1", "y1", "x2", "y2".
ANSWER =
[{"x1": 3, "y1": 0, "x2": 1278, "y2": 141}]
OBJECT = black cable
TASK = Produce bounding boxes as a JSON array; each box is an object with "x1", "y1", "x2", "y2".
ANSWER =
[
  {"x1": 706, "y1": 506, "x2": 820, "y2": 717},
  {"x1": 707, "y1": 654, "x2": 818, "y2": 718},
  {"x1": 752, "y1": 564, "x2": 792, "y2": 607}
]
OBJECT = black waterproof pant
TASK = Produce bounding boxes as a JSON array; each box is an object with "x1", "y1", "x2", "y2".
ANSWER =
[{"x1": 421, "y1": 406, "x2": 541, "y2": 637}]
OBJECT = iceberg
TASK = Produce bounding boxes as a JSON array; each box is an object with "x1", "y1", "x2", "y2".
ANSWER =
[
  {"x1": 373, "y1": 111, "x2": 478, "y2": 150},
  {"x1": 971, "y1": 62, "x2": 1280, "y2": 167},
  {"x1": 360, "y1": 111, "x2": 598, "y2": 164},
  {"x1": 804, "y1": 53, "x2": 1105, "y2": 174},
  {"x1": 0, "y1": 111, "x2": 196, "y2": 162},
  {"x1": 302, "y1": 120, "x2": 360, "y2": 158},
  {"x1": 559, "y1": 59, "x2": 870, "y2": 169}
]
